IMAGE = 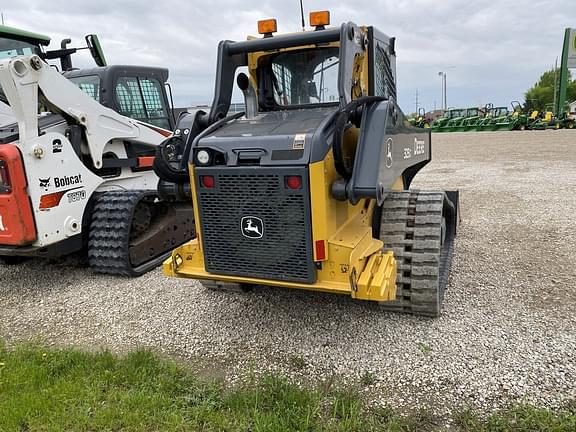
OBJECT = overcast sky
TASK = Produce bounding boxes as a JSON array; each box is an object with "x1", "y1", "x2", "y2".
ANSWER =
[{"x1": 3, "y1": 0, "x2": 575, "y2": 113}]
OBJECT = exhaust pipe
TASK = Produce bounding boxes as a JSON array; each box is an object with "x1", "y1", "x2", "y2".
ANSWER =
[{"x1": 236, "y1": 73, "x2": 258, "y2": 119}]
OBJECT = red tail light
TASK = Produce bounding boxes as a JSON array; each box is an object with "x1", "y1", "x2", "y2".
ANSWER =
[
  {"x1": 285, "y1": 175, "x2": 302, "y2": 190},
  {"x1": 315, "y1": 240, "x2": 326, "y2": 261},
  {"x1": 200, "y1": 175, "x2": 215, "y2": 188},
  {"x1": 0, "y1": 160, "x2": 11, "y2": 194}
]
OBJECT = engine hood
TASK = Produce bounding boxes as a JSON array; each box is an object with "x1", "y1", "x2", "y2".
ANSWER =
[{"x1": 195, "y1": 107, "x2": 338, "y2": 166}]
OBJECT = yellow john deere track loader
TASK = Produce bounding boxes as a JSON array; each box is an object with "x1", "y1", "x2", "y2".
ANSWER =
[{"x1": 154, "y1": 11, "x2": 459, "y2": 316}]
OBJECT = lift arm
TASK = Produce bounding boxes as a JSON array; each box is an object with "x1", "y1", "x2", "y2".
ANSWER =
[
  {"x1": 0, "y1": 101, "x2": 15, "y2": 126},
  {"x1": 0, "y1": 55, "x2": 165, "y2": 168}
]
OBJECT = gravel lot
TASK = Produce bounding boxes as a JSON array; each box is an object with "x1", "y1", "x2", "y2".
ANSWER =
[{"x1": 1, "y1": 130, "x2": 575, "y2": 417}]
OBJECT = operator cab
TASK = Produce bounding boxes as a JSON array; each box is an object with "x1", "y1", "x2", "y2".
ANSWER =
[
  {"x1": 0, "y1": 25, "x2": 48, "y2": 59},
  {"x1": 0, "y1": 26, "x2": 49, "y2": 115},
  {"x1": 0, "y1": 25, "x2": 106, "y2": 72},
  {"x1": 65, "y1": 66, "x2": 174, "y2": 130},
  {"x1": 205, "y1": 12, "x2": 397, "y2": 125},
  {"x1": 0, "y1": 37, "x2": 43, "y2": 59},
  {"x1": 260, "y1": 46, "x2": 340, "y2": 108},
  {"x1": 492, "y1": 107, "x2": 508, "y2": 117}
]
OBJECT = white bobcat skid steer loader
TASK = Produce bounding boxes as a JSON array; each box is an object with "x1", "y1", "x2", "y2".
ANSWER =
[{"x1": 0, "y1": 55, "x2": 193, "y2": 275}]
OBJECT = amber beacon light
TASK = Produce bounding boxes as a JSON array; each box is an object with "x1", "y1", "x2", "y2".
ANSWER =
[
  {"x1": 310, "y1": 10, "x2": 330, "y2": 28},
  {"x1": 258, "y1": 19, "x2": 278, "y2": 35}
]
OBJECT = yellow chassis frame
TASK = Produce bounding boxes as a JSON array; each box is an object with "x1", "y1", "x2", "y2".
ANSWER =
[{"x1": 163, "y1": 157, "x2": 399, "y2": 303}]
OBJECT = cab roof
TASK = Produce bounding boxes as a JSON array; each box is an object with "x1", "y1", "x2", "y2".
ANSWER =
[{"x1": 0, "y1": 24, "x2": 51, "y2": 46}]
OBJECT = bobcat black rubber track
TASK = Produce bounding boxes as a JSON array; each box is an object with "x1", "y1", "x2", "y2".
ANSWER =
[
  {"x1": 379, "y1": 190, "x2": 457, "y2": 316},
  {"x1": 88, "y1": 190, "x2": 192, "y2": 277}
]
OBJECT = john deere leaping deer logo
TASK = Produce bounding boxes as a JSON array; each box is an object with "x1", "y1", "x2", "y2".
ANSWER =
[
  {"x1": 385, "y1": 138, "x2": 393, "y2": 168},
  {"x1": 241, "y1": 216, "x2": 264, "y2": 239}
]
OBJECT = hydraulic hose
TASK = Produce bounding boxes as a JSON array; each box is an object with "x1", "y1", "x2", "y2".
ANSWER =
[{"x1": 332, "y1": 96, "x2": 387, "y2": 180}]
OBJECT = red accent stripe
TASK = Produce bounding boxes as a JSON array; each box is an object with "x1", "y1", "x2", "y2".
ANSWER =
[
  {"x1": 137, "y1": 156, "x2": 156, "y2": 168},
  {"x1": 139, "y1": 122, "x2": 173, "y2": 137},
  {"x1": 39, "y1": 191, "x2": 66, "y2": 209}
]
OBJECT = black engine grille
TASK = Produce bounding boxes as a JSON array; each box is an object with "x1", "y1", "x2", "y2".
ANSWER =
[{"x1": 196, "y1": 167, "x2": 315, "y2": 283}]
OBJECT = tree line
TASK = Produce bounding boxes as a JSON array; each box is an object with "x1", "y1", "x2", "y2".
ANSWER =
[{"x1": 524, "y1": 68, "x2": 576, "y2": 112}]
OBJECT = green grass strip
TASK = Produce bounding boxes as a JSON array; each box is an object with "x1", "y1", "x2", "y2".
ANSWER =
[{"x1": 0, "y1": 341, "x2": 574, "y2": 431}]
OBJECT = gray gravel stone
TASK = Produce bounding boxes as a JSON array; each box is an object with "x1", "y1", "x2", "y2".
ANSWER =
[{"x1": 1, "y1": 130, "x2": 575, "y2": 416}]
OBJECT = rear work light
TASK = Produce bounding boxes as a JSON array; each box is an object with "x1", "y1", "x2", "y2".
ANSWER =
[{"x1": 0, "y1": 160, "x2": 11, "y2": 194}]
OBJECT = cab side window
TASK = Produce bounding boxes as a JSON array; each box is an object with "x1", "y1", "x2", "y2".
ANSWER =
[
  {"x1": 70, "y1": 75, "x2": 100, "y2": 101},
  {"x1": 115, "y1": 76, "x2": 170, "y2": 130}
]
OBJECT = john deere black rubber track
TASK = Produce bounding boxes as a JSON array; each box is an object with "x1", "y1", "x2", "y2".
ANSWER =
[
  {"x1": 88, "y1": 190, "x2": 194, "y2": 277},
  {"x1": 379, "y1": 190, "x2": 457, "y2": 316},
  {"x1": 200, "y1": 280, "x2": 253, "y2": 293}
]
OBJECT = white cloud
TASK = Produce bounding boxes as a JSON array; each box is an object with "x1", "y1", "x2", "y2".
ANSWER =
[{"x1": 3, "y1": 0, "x2": 575, "y2": 112}]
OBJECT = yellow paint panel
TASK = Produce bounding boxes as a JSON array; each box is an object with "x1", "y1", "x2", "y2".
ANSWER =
[
  {"x1": 164, "y1": 239, "x2": 397, "y2": 302},
  {"x1": 309, "y1": 158, "x2": 330, "y2": 260},
  {"x1": 188, "y1": 165, "x2": 204, "y2": 257},
  {"x1": 354, "y1": 251, "x2": 396, "y2": 301}
]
